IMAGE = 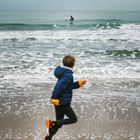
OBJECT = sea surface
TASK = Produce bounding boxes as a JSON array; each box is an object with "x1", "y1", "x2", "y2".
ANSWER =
[{"x1": 0, "y1": 10, "x2": 140, "y2": 140}]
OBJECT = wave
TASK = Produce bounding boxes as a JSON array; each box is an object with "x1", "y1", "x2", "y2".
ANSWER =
[
  {"x1": 25, "y1": 37, "x2": 37, "y2": 41},
  {"x1": 104, "y1": 49, "x2": 140, "y2": 58},
  {"x1": 0, "y1": 22, "x2": 121, "y2": 30},
  {"x1": 0, "y1": 23, "x2": 55, "y2": 30},
  {"x1": 1, "y1": 18, "x2": 139, "y2": 31},
  {"x1": 85, "y1": 49, "x2": 140, "y2": 58},
  {"x1": 75, "y1": 23, "x2": 121, "y2": 29},
  {"x1": 2, "y1": 37, "x2": 37, "y2": 42}
]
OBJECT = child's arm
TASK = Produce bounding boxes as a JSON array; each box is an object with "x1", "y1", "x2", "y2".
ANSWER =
[
  {"x1": 73, "y1": 81, "x2": 79, "y2": 89},
  {"x1": 73, "y1": 80, "x2": 86, "y2": 89}
]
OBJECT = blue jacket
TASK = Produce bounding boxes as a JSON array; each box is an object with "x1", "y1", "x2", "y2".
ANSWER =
[{"x1": 51, "y1": 66, "x2": 80, "y2": 105}]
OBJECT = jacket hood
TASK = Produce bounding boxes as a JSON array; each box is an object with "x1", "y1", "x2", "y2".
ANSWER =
[{"x1": 54, "y1": 66, "x2": 73, "y2": 79}]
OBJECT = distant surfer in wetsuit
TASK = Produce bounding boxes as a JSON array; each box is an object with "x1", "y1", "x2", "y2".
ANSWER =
[
  {"x1": 70, "y1": 15, "x2": 74, "y2": 22},
  {"x1": 69, "y1": 15, "x2": 74, "y2": 24}
]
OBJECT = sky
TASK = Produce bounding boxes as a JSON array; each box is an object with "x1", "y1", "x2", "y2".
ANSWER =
[{"x1": 0, "y1": 0, "x2": 140, "y2": 10}]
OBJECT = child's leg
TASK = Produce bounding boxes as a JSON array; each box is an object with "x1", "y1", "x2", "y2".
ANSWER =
[
  {"x1": 56, "y1": 105, "x2": 78, "y2": 126},
  {"x1": 45, "y1": 136, "x2": 51, "y2": 140},
  {"x1": 48, "y1": 105, "x2": 77, "y2": 139},
  {"x1": 48, "y1": 123, "x2": 59, "y2": 138},
  {"x1": 55, "y1": 105, "x2": 65, "y2": 125},
  {"x1": 48, "y1": 106, "x2": 64, "y2": 138}
]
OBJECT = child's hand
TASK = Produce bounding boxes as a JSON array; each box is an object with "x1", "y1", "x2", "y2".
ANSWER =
[
  {"x1": 51, "y1": 99, "x2": 60, "y2": 106},
  {"x1": 78, "y1": 80, "x2": 86, "y2": 87}
]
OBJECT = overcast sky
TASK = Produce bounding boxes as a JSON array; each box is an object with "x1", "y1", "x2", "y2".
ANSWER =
[{"x1": 0, "y1": 0, "x2": 140, "y2": 10}]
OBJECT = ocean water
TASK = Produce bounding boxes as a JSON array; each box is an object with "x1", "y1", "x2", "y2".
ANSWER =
[{"x1": 0, "y1": 10, "x2": 140, "y2": 140}]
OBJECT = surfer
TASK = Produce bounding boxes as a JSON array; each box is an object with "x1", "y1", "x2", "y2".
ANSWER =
[
  {"x1": 69, "y1": 15, "x2": 74, "y2": 24},
  {"x1": 69, "y1": 15, "x2": 74, "y2": 22},
  {"x1": 45, "y1": 55, "x2": 86, "y2": 140}
]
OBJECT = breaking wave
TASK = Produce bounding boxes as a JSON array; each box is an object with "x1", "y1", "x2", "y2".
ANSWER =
[
  {"x1": 0, "y1": 22, "x2": 121, "y2": 30},
  {"x1": 85, "y1": 49, "x2": 140, "y2": 58}
]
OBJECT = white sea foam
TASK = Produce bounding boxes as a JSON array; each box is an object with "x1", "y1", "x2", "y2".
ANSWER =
[
  {"x1": 0, "y1": 24, "x2": 140, "y2": 41},
  {"x1": 0, "y1": 28, "x2": 140, "y2": 88}
]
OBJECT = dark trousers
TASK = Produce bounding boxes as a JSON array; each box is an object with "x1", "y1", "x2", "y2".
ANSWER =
[{"x1": 49, "y1": 104, "x2": 77, "y2": 138}]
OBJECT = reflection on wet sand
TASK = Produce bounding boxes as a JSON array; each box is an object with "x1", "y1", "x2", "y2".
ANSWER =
[{"x1": 0, "y1": 82, "x2": 140, "y2": 140}]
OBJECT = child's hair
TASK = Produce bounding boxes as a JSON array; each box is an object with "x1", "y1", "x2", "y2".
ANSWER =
[{"x1": 62, "y1": 55, "x2": 75, "y2": 68}]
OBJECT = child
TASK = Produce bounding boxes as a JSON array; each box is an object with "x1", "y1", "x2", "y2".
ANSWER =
[{"x1": 45, "y1": 55, "x2": 86, "y2": 140}]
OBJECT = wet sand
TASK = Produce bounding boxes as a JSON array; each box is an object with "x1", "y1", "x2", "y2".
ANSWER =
[{"x1": 0, "y1": 80, "x2": 140, "y2": 140}]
